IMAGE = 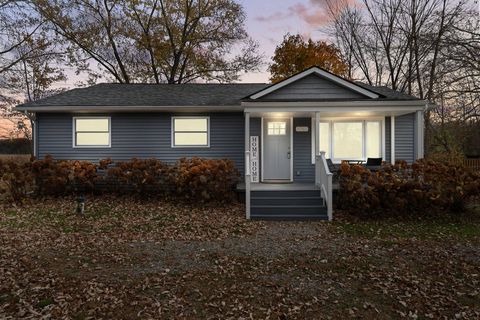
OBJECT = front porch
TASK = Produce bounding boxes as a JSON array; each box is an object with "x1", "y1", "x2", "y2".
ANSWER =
[
  {"x1": 239, "y1": 67, "x2": 426, "y2": 221},
  {"x1": 242, "y1": 109, "x2": 424, "y2": 220}
]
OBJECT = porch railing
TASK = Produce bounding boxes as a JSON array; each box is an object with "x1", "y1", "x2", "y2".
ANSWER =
[
  {"x1": 245, "y1": 150, "x2": 251, "y2": 219},
  {"x1": 315, "y1": 151, "x2": 333, "y2": 221}
]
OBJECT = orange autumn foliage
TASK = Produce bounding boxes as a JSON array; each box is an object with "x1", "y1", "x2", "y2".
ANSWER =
[{"x1": 269, "y1": 34, "x2": 349, "y2": 83}]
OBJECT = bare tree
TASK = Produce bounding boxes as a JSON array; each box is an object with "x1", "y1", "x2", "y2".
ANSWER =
[
  {"x1": 33, "y1": 0, "x2": 262, "y2": 84},
  {"x1": 326, "y1": 0, "x2": 479, "y2": 155}
]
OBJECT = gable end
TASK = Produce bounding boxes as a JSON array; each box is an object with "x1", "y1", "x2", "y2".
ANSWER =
[
  {"x1": 248, "y1": 66, "x2": 380, "y2": 100},
  {"x1": 261, "y1": 74, "x2": 366, "y2": 100}
]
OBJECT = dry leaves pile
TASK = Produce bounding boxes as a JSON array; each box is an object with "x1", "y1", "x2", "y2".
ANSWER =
[{"x1": 0, "y1": 197, "x2": 479, "y2": 319}]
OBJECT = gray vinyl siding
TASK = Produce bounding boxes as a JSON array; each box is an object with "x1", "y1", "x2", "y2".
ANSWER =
[
  {"x1": 385, "y1": 117, "x2": 391, "y2": 163},
  {"x1": 293, "y1": 118, "x2": 314, "y2": 182},
  {"x1": 36, "y1": 112, "x2": 418, "y2": 183},
  {"x1": 395, "y1": 113, "x2": 415, "y2": 163},
  {"x1": 37, "y1": 112, "x2": 245, "y2": 172},
  {"x1": 262, "y1": 74, "x2": 365, "y2": 100},
  {"x1": 249, "y1": 118, "x2": 261, "y2": 142}
]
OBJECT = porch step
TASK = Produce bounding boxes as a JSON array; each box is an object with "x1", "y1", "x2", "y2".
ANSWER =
[
  {"x1": 251, "y1": 196, "x2": 324, "y2": 206},
  {"x1": 251, "y1": 204, "x2": 327, "y2": 216},
  {"x1": 250, "y1": 189, "x2": 327, "y2": 220},
  {"x1": 251, "y1": 213, "x2": 328, "y2": 221},
  {"x1": 251, "y1": 190, "x2": 320, "y2": 197}
]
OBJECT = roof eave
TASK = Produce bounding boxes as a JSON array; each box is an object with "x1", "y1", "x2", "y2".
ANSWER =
[{"x1": 241, "y1": 99, "x2": 428, "y2": 108}]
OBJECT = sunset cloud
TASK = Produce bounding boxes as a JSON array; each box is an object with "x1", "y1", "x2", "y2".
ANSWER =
[
  {"x1": 288, "y1": 2, "x2": 329, "y2": 27},
  {"x1": 255, "y1": 0, "x2": 358, "y2": 29},
  {"x1": 254, "y1": 11, "x2": 289, "y2": 22}
]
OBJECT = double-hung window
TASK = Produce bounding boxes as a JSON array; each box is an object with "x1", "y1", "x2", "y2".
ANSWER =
[
  {"x1": 172, "y1": 117, "x2": 210, "y2": 147},
  {"x1": 317, "y1": 119, "x2": 382, "y2": 162},
  {"x1": 73, "y1": 117, "x2": 111, "y2": 147}
]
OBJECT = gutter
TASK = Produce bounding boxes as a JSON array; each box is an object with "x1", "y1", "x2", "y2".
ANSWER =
[
  {"x1": 15, "y1": 105, "x2": 245, "y2": 113},
  {"x1": 15, "y1": 99, "x2": 429, "y2": 113}
]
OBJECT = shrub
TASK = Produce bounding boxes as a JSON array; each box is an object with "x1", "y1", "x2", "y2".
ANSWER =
[
  {"x1": 172, "y1": 157, "x2": 240, "y2": 202},
  {"x1": 103, "y1": 158, "x2": 172, "y2": 195},
  {"x1": 31, "y1": 155, "x2": 99, "y2": 195},
  {"x1": 0, "y1": 160, "x2": 33, "y2": 203},
  {"x1": 0, "y1": 155, "x2": 241, "y2": 203},
  {"x1": 337, "y1": 159, "x2": 480, "y2": 216}
]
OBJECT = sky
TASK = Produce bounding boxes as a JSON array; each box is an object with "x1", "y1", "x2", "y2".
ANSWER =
[{"x1": 240, "y1": 0, "x2": 336, "y2": 83}]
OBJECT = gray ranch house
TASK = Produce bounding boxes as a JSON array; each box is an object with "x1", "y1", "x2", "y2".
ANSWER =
[{"x1": 16, "y1": 67, "x2": 427, "y2": 220}]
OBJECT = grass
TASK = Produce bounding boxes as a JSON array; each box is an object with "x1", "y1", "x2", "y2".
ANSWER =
[
  {"x1": 333, "y1": 205, "x2": 480, "y2": 241},
  {"x1": 334, "y1": 217, "x2": 480, "y2": 240},
  {"x1": 0, "y1": 197, "x2": 479, "y2": 319},
  {"x1": 35, "y1": 298, "x2": 54, "y2": 309}
]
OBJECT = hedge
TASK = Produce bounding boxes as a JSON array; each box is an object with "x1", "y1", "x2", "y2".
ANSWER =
[
  {"x1": 336, "y1": 159, "x2": 480, "y2": 216},
  {"x1": 0, "y1": 156, "x2": 240, "y2": 203}
]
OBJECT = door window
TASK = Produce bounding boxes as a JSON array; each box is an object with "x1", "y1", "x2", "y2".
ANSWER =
[{"x1": 267, "y1": 121, "x2": 286, "y2": 135}]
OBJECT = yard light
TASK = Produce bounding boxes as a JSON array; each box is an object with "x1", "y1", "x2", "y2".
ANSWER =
[{"x1": 76, "y1": 195, "x2": 85, "y2": 215}]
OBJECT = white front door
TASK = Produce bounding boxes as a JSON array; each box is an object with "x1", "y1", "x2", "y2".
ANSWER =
[{"x1": 263, "y1": 118, "x2": 291, "y2": 181}]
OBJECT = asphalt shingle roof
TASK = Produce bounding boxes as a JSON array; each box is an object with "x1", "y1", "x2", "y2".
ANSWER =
[
  {"x1": 18, "y1": 83, "x2": 270, "y2": 108},
  {"x1": 17, "y1": 81, "x2": 420, "y2": 109},
  {"x1": 355, "y1": 82, "x2": 419, "y2": 100}
]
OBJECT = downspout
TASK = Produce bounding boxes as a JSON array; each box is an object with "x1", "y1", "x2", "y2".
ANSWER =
[{"x1": 23, "y1": 110, "x2": 36, "y2": 159}]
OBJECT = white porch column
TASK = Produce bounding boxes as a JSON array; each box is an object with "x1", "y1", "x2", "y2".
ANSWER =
[
  {"x1": 314, "y1": 112, "x2": 321, "y2": 187},
  {"x1": 415, "y1": 110, "x2": 424, "y2": 159},
  {"x1": 391, "y1": 115, "x2": 395, "y2": 164},
  {"x1": 244, "y1": 112, "x2": 251, "y2": 219},
  {"x1": 315, "y1": 112, "x2": 320, "y2": 156}
]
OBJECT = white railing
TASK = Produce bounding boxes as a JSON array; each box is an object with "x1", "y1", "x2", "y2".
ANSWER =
[
  {"x1": 315, "y1": 151, "x2": 333, "y2": 221},
  {"x1": 245, "y1": 150, "x2": 251, "y2": 219}
]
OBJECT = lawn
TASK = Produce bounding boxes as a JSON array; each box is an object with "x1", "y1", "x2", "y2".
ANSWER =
[{"x1": 0, "y1": 197, "x2": 479, "y2": 319}]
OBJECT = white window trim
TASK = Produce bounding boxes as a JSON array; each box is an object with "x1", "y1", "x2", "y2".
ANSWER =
[
  {"x1": 72, "y1": 116, "x2": 111, "y2": 148},
  {"x1": 171, "y1": 116, "x2": 210, "y2": 148},
  {"x1": 312, "y1": 117, "x2": 385, "y2": 164}
]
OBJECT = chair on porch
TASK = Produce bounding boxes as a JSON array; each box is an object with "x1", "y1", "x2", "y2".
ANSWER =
[
  {"x1": 326, "y1": 158, "x2": 339, "y2": 173},
  {"x1": 326, "y1": 158, "x2": 340, "y2": 183}
]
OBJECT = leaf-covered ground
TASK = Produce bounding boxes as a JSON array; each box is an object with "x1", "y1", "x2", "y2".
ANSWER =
[{"x1": 0, "y1": 197, "x2": 479, "y2": 319}]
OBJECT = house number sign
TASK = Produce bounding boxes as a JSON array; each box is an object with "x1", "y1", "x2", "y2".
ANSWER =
[{"x1": 250, "y1": 136, "x2": 259, "y2": 182}]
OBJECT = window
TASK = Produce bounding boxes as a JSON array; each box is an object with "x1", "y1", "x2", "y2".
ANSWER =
[
  {"x1": 366, "y1": 121, "x2": 381, "y2": 158},
  {"x1": 319, "y1": 122, "x2": 330, "y2": 158},
  {"x1": 333, "y1": 122, "x2": 363, "y2": 159},
  {"x1": 316, "y1": 119, "x2": 383, "y2": 162},
  {"x1": 172, "y1": 117, "x2": 209, "y2": 147},
  {"x1": 267, "y1": 121, "x2": 286, "y2": 135},
  {"x1": 73, "y1": 117, "x2": 110, "y2": 147}
]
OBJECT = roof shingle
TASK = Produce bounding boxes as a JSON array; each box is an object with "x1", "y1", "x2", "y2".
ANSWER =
[{"x1": 17, "y1": 81, "x2": 420, "y2": 109}]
